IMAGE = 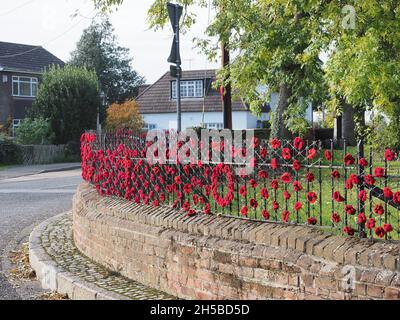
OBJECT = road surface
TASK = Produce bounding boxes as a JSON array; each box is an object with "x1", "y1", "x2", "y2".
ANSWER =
[{"x1": 0, "y1": 168, "x2": 82, "y2": 300}]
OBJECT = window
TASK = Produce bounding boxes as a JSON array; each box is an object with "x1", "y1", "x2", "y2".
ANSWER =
[
  {"x1": 171, "y1": 80, "x2": 203, "y2": 99},
  {"x1": 13, "y1": 119, "x2": 22, "y2": 128},
  {"x1": 12, "y1": 76, "x2": 38, "y2": 97},
  {"x1": 12, "y1": 119, "x2": 22, "y2": 137},
  {"x1": 143, "y1": 123, "x2": 157, "y2": 130},
  {"x1": 205, "y1": 123, "x2": 223, "y2": 130}
]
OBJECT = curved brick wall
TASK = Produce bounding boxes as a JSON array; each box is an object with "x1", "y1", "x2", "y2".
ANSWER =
[{"x1": 73, "y1": 183, "x2": 400, "y2": 300}]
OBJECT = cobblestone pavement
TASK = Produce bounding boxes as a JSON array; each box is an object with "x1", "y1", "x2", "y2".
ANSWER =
[{"x1": 41, "y1": 213, "x2": 177, "y2": 300}]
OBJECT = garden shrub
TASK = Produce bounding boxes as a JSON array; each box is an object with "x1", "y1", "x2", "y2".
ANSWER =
[
  {"x1": 15, "y1": 117, "x2": 54, "y2": 145},
  {"x1": 32, "y1": 65, "x2": 100, "y2": 144},
  {"x1": 64, "y1": 141, "x2": 81, "y2": 162},
  {"x1": 105, "y1": 100, "x2": 144, "y2": 132},
  {"x1": 283, "y1": 100, "x2": 311, "y2": 137},
  {"x1": 367, "y1": 113, "x2": 399, "y2": 153},
  {"x1": 0, "y1": 134, "x2": 22, "y2": 165}
]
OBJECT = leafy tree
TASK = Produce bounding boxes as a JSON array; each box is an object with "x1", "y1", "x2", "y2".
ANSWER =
[
  {"x1": 92, "y1": 0, "x2": 123, "y2": 11},
  {"x1": 324, "y1": 1, "x2": 400, "y2": 149},
  {"x1": 91, "y1": 0, "x2": 400, "y2": 147},
  {"x1": 69, "y1": 17, "x2": 145, "y2": 105},
  {"x1": 283, "y1": 100, "x2": 311, "y2": 138},
  {"x1": 91, "y1": 0, "x2": 327, "y2": 140},
  {"x1": 105, "y1": 100, "x2": 144, "y2": 131},
  {"x1": 367, "y1": 113, "x2": 398, "y2": 153},
  {"x1": 32, "y1": 66, "x2": 100, "y2": 144},
  {"x1": 16, "y1": 117, "x2": 54, "y2": 145}
]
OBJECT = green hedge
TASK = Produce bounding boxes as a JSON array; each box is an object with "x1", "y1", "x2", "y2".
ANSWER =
[{"x1": 0, "y1": 135, "x2": 22, "y2": 165}]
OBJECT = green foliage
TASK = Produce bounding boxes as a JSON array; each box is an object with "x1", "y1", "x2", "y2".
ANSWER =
[
  {"x1": 368, "y1": 113, "x2": 400, "y2": 153},
  {"x1": 210, "y1": 2, "x2": 327, "y2": 131},
  {"x1": 92, "y1": 0, "x2": 328, "y2": 128},
  {"x1": 15, "y1": 117, "x2": 54, "y2": 145},
  {"x1": 91, "y1": 0, "x2": 123, "y2": 12},
  {"x1": 283, "y1": 100, "x2": 311, "y2": 137},
  {"x1": 315, "y1": 109, "x2": 335, "y2": 129},
  {"x1": 105, "y1": 100, "x2": 144, "y2": 131},
  {"x1": 69, "y1": 17, "x2": 145, "y2": 105},
  {"x1": 260, "y1": 120, "x2": 270, "y2": 130},
  {"x1": 324, "y1": 1, "x2": 400, "y2": 142},
  {"x1": 323, "y1": 115, "x2": 335, "y2": 129},
  {"x1": 147, "y1": 0, "x2": 328, "y2": 139},
  {"x1": 0, "y1": 134, "x2": 22, "y2": 164},
  {"x1": 32, "y1": 65, "x2": 100, "y2": 144},
  {"x1": 63, "y1": 141, "x2": 82, "y2": 162},
  {"x1": 91, "y1": 0, "x2": 400, "y2": 144}
]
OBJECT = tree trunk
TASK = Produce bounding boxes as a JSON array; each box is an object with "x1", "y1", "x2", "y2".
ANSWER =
[
  {"x1": 221, "y1": 41, "x2": 232, "y2": 130},
  {"x1": 271, "y1": 83, "x2": 292, "y2": 140},
  {"x1": 341, "y1": 103, "x2": 357, "y2": 146}
]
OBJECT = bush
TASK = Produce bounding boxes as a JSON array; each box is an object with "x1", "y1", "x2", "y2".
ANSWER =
[
  {"x1": 15, "y1": 117, "x2": 54, "y2": 145},
  {"x1": 0, "y1": 134, "x2": 22, "y2": 164},
  {"x1": 63, "y1": 141, "x2": 81, "y2": 162},
  {"x1": 32, "y1": 65, "x2": 100, "y2": 144},
  {"x1": 0, "y1": 116, "x2": 12, "y2": 135},
  {"x1": 283, "y1": 101, "x2": 311, "y2": 137},
  {"x1": 367, "y1": 113, "x2": 399, "y2": 152},
  {"x1": 105, "y1": 100, "x2": 144, "y2": 131}
]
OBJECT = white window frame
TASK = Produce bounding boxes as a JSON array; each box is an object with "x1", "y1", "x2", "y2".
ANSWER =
[
  {"x1": 205, "y1": 122, "x2": 223, "y2": 130},
  {"x1": 171, "y1": 80, "x2": 203, "y2": 99},
  {"x1": 12, "y1": 76, "x2": 38, "y2": 97},
  {"x1": 143, "y1": 123, "x2": 157, "y2": 130},
  {"x1": 12, "y1": 119, "x2": 22, "y2": 137}
]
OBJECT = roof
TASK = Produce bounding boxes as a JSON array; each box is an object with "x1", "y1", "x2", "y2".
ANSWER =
[
  {"x1": 136, "y1": 69, "x2": 249, "y2": 114},
  {"x1": 0, "y1": 41, "x2": 64, "y2": 73},
  {"x1": 137, "y1": 84, "x2": 151, "y2": 96}
]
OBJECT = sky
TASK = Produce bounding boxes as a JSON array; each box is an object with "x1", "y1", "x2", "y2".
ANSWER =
[{"x1": 0, "y1": 0, "x2": 219, "y2": 83}]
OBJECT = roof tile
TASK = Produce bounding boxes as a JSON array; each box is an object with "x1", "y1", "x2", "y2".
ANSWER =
[
  {"x1": 0, "y1": 41, "x2": 64, "y2": 73},
  {"x1": 136, "y1": 69, "x2": 248, "y2": 113}
]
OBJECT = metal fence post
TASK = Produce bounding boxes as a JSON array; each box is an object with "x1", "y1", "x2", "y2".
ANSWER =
[{"x1": 357, "y1": 139, "x2": 366, "y2": 238}]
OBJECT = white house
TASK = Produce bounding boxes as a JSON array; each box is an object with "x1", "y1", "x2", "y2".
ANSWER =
[{"x1": 136, "y1": 69, "x2": 312, "y2": 130}]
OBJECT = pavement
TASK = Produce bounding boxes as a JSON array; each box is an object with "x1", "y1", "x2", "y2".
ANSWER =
[
  {"x1": 0, "y1": 164, "x2": 82, "y2": 300},
  {"x1": 0, "y1": 163, "x2": 81, "y2": 180}
]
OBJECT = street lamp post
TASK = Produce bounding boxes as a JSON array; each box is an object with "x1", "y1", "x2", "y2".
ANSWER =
[{"x1": 167, "y1": 2, "x2": 183, "y2": 132}]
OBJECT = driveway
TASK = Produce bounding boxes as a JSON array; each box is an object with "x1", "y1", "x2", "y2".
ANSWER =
[{"x1": 0, "y1": 166, "x2": 82, "y2": 300}]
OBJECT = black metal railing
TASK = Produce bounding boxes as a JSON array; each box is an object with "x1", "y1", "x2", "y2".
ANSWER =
[{"x1": 80, "y1": 129, "x2": 400, "y2": 240}]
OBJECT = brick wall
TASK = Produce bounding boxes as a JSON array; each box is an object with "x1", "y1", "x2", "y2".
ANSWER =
[{"x1": 72, "y1": 183, "x2": 400, "y2": 300}]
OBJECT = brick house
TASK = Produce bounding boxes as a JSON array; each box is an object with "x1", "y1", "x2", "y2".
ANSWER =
[
  {"x1": 136, "y1": 69, "x2": 277, "y2": 131},
  {"x1": 0, "y1": 41, "x2": 64, "y2": 132}
]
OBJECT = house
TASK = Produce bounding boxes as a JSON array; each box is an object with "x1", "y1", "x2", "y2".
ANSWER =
[
  {"x1": 0, "y1": 41, "x2": 64, "y2": 131},
  {"x1": 136, "y1": 69, "x2": 276, "y2": 131}
]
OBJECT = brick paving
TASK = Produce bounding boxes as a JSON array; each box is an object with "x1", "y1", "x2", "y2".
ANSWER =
[{"x1": 40, "y1": 213, "x2": 177, "y2": 300}]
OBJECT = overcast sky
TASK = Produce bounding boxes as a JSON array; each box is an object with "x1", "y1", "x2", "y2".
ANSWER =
[{"x1": 0, "y1": 0, "x2": 219, "y2": 83}]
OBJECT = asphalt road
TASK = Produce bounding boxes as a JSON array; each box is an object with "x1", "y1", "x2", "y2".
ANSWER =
[{"x1": 0, "y1": 168, "x2": 82, "y2": 300}]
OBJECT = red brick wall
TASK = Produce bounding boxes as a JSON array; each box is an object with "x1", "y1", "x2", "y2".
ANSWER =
[{"x1": 72, "y1": 183, "x2": 400, "y2": 300}]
